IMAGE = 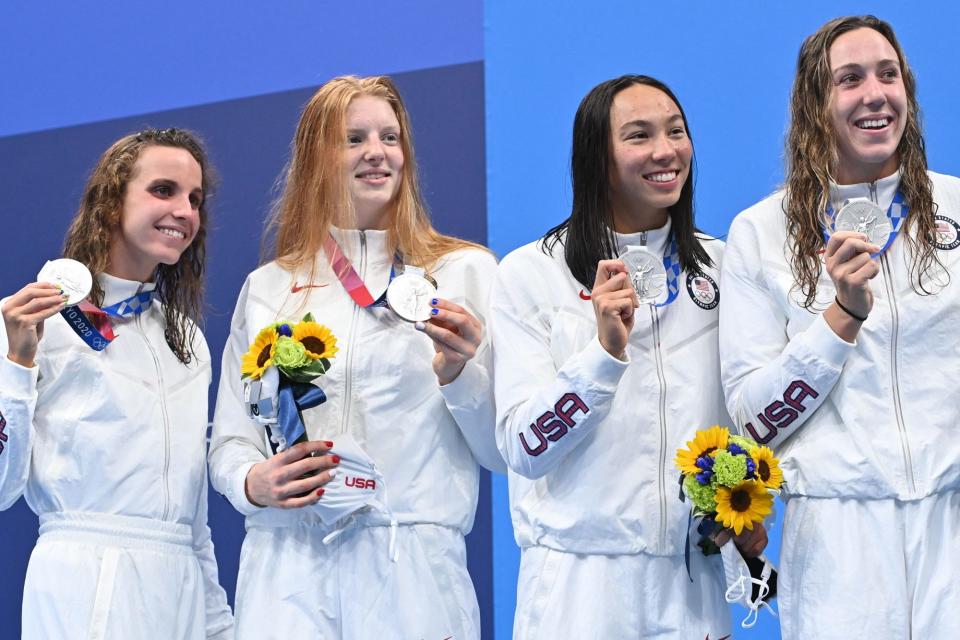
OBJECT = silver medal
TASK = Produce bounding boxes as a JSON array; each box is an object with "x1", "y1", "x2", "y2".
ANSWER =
[
  {"x1": 386, "y1": 266, "x2": 437, "y2": 322},
  {"x1": 37, "y1": 258, "x2": 92, "y2": 306},
  {"x1": 833, "y1": 199, "x2": 891, "y2": 248},
  {"x1": 619, "y1": 245, "x2": 667, "y2": 305}
]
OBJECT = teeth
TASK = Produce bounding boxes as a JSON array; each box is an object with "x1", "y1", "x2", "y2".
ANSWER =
[
  {"x1": 159, "y1": 228, "x2": 185, "y2": 239},
  {"x1": 646, "y1": 171, "x2": 677, "y2": 183},
  {"x1": 359, "y1": 173, "x2": 388, "y2": 179},
  {"x1": 857, "y1": 118, "x2": 889, "y2": 129}
]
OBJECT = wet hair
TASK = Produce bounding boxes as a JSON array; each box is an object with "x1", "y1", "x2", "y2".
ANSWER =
[
  {"x1": 265, "y1": 75, "x2": 484, "y2": 278},
  {"x1": 785, "y1": 14, "x2": 943, "y2": 307},
  {"x1": 62, "y1": 128, "x2": 214, "y2": 364},
  {"x1": 542, "y1": 74, "x2": 713, "y2": 288}
]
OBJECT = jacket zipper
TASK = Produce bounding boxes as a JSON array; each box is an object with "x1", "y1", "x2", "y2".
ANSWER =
[
  {"x1": 339, "y1": 230, "x2": 366, "y2": 434},
  {"x1": 869, "y1": 183, "x2": 916, "y2": 493},
  {"x1": 136, "y1": 296, "x2": 171, "y2": 519},
  {"x1": 650, "y1": 305, "x2": 668, "y2": 552}
]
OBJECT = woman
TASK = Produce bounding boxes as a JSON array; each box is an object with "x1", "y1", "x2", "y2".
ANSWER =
[
  {"x1": 721, "y1": 15, "x2": 960, "y2": 639},
  {"x1": 208, "y1": 75, "x2": 503, "y2": 639},
  {"x1": 0, "y1": 128, "x2": 233, "y2": 638},
  {"x1": 491, "y1": 75, "x2": 766, "y2": 639}
]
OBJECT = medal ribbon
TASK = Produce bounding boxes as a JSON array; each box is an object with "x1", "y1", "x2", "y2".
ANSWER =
[
  {"x1": 323, "y1": 233, "x2": 402, "y2": 308},
  {"x1": 60, "y1": 290, "x2": 154, "y2": 351},
  {"x1": 656, "y1": 236, "x2": 682, "y2": 308},
  {"x1": 822, "y1": 190, "x2": 908, "y2": 255}
]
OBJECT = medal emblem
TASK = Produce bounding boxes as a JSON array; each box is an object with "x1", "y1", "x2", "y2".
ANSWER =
[
  {"x1": 386, "y1": 266, "x2": 437, "y2": 322},
  {"x1": 686, "y1": 273, "x2": 719, "y2": 310},
  {"x1": 833, "y1": 199, "x2": 892, "y2": 248},
  {"x1": 933, "y1": 215, "x2": 960, "y2": 251},
  {"x1": 619, "y1": 246, "x2": 667, "y2": 304},
  {"x1": 37, "y1": 258, "x2": 92, "y2": 306}
]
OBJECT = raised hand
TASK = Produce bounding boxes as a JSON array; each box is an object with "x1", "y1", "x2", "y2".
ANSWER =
[{"x1": 2, "y1": 282, "x2": 67, "y2": 367}]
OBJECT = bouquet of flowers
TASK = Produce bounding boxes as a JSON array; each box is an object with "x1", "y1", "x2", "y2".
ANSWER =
[
  {"x1": 241, "y1": 313, "x2": 338, "y2": 452},
  {"x1": 675, "y1": 425, "x2": 782, "y2": 537},
  {"x1": 675, "y1": 426, "x2": 783, "y2": 626}
]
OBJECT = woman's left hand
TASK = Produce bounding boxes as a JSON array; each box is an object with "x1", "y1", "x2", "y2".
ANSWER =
[{"x1": 415, "y1": 298, "x2": 483, "y2": 386}]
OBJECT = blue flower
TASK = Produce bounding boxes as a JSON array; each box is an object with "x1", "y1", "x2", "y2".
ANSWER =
[
  {"x1": 745, "y1": 456, "x2": 757, "y2": 479},
  {"x1": 727, "y1": 443, "x2": 747, "y2": 456},
  {"x1": 696, "y1": 455, "x2": 715, "y2": 471},
  {"x1": 278, "y1": 323, "x2": 293, "y2": 337},
  {"x1": 696, "y1": 470, "x2": 714, "y2": 485}
]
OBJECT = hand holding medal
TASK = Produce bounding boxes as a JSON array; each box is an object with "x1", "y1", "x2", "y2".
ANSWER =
[
  {"x1": 591, "y1": 258, "x2": 639, "y2": 360},
  {"x1": 415, "y1": 297, "x2": 484, "y2": 386},
  {"x1": 823, "y1": 230, "x2": 880, "y2": 338},
  {"x1": 2, "y1": 259, "x2": 92, "y2": 367}
]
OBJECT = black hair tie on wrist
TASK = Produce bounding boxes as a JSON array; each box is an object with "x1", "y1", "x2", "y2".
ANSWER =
[{"x1": 834, "y1": 296, "x2": 867, "y2": 322}]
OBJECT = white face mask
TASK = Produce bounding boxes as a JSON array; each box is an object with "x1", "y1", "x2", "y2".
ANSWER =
[
  {"x1": 244, "y1": 366, "x2": 280, "y2": 425},
  {"x1": 309, "y1": 433, "x2": 390, "y2": 526},
  {"x1": 720, "y1": 541, "x2": 777, "y2": 628}
]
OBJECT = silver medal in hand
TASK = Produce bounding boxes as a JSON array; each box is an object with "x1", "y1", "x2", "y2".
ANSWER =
[
  {"x1": 37, "y1": 258, "x2": 92, "y2": 306},
  {"x1": 833, "y1": 199, "x2": 891, "y2": 248},
  {"x1": 386, "y1": 266, "x2": 437, "y2": 322},
  {"x1": 619, "y1": 245, "x2": 666, "y2": 305}
]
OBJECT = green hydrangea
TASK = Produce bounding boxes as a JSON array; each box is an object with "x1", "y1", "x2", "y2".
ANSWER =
[
  {"x1": 273, "y1": 336, "x2": 309, "y2": 369},
  {"x1": 683, "y1": 475, "x2": 717, "y2": 513},
  {"x1": 728, "y1": 435, "x2": 758, "y2": 453},
  {"x1": 712, "y1": 449, "x2": 748, "y2": 487}
]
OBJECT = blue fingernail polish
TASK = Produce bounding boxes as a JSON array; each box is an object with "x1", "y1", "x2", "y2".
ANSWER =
[
  {"x1": 431, "y1": 298, "x2": 438, "y2": 306},
  {"x1": 431, "y1": 308, "x2": 439, "y2": 315}
]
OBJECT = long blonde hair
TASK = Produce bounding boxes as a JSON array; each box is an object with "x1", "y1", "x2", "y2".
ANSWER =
[
  {"x1": 62, "y1": 128, "x2": 213, "y2": 364},
  {"x1": 785, "y1": 15, "x2": 942, "y2": 308},
  {"x1": 265, "y1": 75, "x2": 484, "y2": 276}
]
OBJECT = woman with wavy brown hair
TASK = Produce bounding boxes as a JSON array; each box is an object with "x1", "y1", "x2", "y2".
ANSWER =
[
  {"x1": 0, "y1": 128, "x2": 233, "y2": 638},
  {"x1": 721, "y1": 15, "x2": 960, "y2": 639},
  {"x1": 209, "y1": 75, "x2": 502, "y2": 639}
]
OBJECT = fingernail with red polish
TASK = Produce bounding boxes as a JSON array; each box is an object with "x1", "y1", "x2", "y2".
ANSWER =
[
  {"x1": 316, "y1": 489, "x2": 325, "y2": 498},
  {"x1": 331, "y1": 455, "x2": 341, "y2": 464},
  {"x1": 324, "y1": 441, "x2": 334, "y2": 448}
]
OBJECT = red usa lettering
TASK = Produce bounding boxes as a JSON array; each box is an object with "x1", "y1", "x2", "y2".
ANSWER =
[
  {"x1": 518, "y1": 392, "x2": 589, "y2": 456},
  {"x1": 344, "y1": 476, "x2": 376, "y2": 490},
  {"x1": 744, "y1": 380, "x2": 819, "y2": 444}
]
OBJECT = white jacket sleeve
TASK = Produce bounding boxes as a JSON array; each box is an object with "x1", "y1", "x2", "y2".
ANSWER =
[
  {"x1": 0, "y1": 354, "x2": 37, "y2": 511},
  {"x1": 490, "y1": 257, "x2": 627, "y2": 480},
  {"x1": 191, "y1": 467, "x2": 234, "y2": 639},
  {"x1": 719, "y1": 213, "x2": 854, "y2": 449},
  {"x1": 437, "y1": 251, "x2": 506, "y2": 474},
  {"x1": 0, "y1": 307, "x2": 39, "y2": 511},
  {"x1": 208, "y1": 278, "x2": 269, "y2": 517}
]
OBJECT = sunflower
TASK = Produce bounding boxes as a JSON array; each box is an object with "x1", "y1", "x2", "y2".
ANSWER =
[
  {"x1": 293, "y1": 321, "x2": 338, "y2": 360},
  {"x1": 715, "y1": 480, "x2": 773, "y2": 535},
  {"x1": 675, "y1": 425, "x2": 730, "y2": 475},
  {"x1": 751, "y1": 446, "x2": 784, "y2": 490},
  {"x1": 241, "y1": 327, "x2": 279, "y2": 380}
]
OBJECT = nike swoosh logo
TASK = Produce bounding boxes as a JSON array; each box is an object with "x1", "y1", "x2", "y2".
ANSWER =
[
  {"x1": 578, "y1": 289, "x2": 592, "y2": 300},
  {"x1": 291, "y1": 282, "x2": 328, "y2": 294}
]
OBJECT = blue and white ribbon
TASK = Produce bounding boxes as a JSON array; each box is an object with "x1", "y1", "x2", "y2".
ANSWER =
[{"x1": 656, "y1": 236, "x2": 682, "y2": 308}]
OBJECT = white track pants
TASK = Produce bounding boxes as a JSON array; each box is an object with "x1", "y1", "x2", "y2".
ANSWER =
[
  {"x1": 22, "y1": 512, "x2": 208, "y2": 640},
  {"x1": 234, "y1": 522, "x2": 480, "y2": 640},
  {"x1": 780, "y1": 492, "x2": 960, "y2": 639}
]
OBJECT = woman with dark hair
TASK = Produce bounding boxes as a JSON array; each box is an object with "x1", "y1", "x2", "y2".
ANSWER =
[
  {"x1": 209, "y1": 75, "x2": 502, "y2": 639},
  {"x1": 0, "y1": 128, "x2": 233, "y2": 638},
  {"x1": 491, "y1": 75, "x2": 766, "y2": 638},
  {"x1": 721, "y1": 15, "x2": 960, "y2": 639}
]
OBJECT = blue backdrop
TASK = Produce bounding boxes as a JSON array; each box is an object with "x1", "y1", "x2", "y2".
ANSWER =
[{"x1": 3, "y1": 2, "x2": 959, "y2": 638}]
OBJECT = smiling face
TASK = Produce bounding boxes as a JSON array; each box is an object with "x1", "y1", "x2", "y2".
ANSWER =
[
  {"x1": 342, "y1": 95, "x2": 405, "y2": 229},
  {"x1": 828, "y1": 27, "x2": 907, "y2": 184},
  {"x1": 108, "y1": 145, "x2": 203, "y2": 282},
  {"x1": 607, "y1": 83, "x2": 692, "y2": 232}
]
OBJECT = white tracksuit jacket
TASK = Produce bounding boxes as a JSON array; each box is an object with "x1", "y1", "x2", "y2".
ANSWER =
[
  {"x1": 208, "y1": 227, "x2": 502, "y2": 639},
  {"x1": 720, "y1": 170, "x2": 960, "y2": 500},
  {"x1": 492, "y1": 220, "x2": 733, "y2": 637},
  {"x1": 0, "y1": 273, "x2": 233, "y2": 639}
]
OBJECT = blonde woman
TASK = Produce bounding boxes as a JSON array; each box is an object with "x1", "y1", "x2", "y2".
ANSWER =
[{"x1": 209, "y1": 76, "x2": 502, "y2": 639}]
